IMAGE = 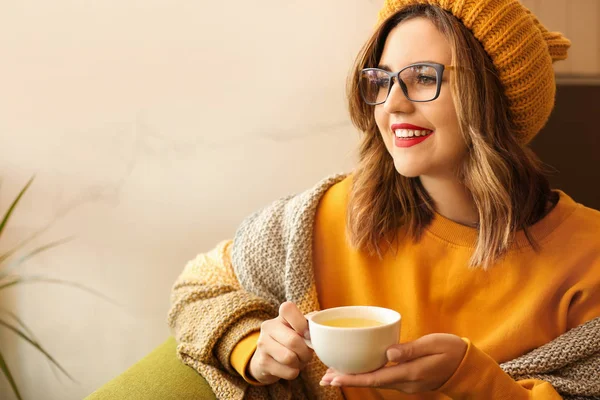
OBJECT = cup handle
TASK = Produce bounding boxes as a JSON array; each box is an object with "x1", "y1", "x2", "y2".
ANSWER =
[{"x1": 304, "y1": 311, "x2": 317, "y2": 349}]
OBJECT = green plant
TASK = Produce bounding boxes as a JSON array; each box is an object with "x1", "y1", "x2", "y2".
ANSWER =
[{"x1": 0, "y1": 177, "x2": 110, "y2": 399}]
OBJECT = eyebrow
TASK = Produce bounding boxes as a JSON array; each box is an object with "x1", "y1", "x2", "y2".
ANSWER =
[
  {"x1": 377, "y1": 61, "x2": 440, "y2": 70},
  {"x1": 377, "y1": 64, "x2": 393, "y2": 71}
]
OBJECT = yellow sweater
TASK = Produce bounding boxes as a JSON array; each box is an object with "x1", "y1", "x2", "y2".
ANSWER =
[{"x1": 231, "y1": 177, "x2": 600, "y2": 399}]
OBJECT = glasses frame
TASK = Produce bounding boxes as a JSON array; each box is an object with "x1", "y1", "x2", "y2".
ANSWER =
[{"x1": 359, "y1": 62, "x2": 453, "y2": 105}]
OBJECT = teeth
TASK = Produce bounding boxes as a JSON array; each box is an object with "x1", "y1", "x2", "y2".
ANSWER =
[{"x1": 394, "y1": 129, "x2": 431, "y2": 138}]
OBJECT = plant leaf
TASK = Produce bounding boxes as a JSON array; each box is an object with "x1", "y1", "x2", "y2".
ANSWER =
[
  {"x1": 0, "y1": 308, "x2": 67, "y2": 384},
  {"x1": 0, "y1": 176, "x2": 34, "y2": 243},
  {"x1": 0, "y1": 275, "x2": 121, "y2": 307},
  {"x1": 0, "y1": 275, "x2": 20, "y2": 291},
  {"x1": 0, "y1": 236, "x2": 74, "y2": 272},
  {"x1": 0, "y1": 222, "x2": 56, "y2": 266},
  {"x1": 0, "y1": 307, "x2": 39, "y2": 344},
  {"x1": 0, "y1": 318, "x2": 75, "y2": 382},
  {"x1": 0, "y1": 346, "x2": 23, "y2": 400}
]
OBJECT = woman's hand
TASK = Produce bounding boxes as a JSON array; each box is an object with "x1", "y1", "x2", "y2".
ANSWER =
[
  {"x1": 248, "y1": 301, "x2": 314, "y2": 384},
  {"x1": 320, "y1": 333, "x2": 467, "y2": 394}
]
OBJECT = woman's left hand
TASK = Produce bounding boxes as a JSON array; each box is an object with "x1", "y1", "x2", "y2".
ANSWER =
[{"x1": 320, "y1": 333, "x2": 468, "y2": 394}]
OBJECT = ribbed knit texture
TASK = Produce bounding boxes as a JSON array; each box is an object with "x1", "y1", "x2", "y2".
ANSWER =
[
  {"x1": 377, "y1": 0, "x2": 571, "y2": 143},
  {"x1": 168, "y1": 174, "x2": 599, "y2": 399}
]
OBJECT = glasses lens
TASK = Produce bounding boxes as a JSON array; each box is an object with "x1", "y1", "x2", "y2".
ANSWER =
[
  {"x1": 399, "y1": 65, "x2": 439, "y2": 101},
  {"x1": 359, "y1": 69, "x2": 391, "y2": 104}
]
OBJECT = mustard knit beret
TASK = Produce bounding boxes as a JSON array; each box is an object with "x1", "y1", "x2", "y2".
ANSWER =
[{"x1": 378, "y1": 0, "x2": 571, "y2": 144}]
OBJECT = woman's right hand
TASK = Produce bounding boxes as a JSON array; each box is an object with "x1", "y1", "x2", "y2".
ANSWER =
[{"x1": 248, "y1": 301, "x2": 314, "y2": 384}]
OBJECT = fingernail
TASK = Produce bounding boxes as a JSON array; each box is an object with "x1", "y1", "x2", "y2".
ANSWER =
[
  {"x1": 319, "y1": 380, "x2": 328, "y2": 386},
  {"x1": 330, "y1": 379, "x2": 341, "y2": 387},
  {"x1": 304, "y1": 330, "x2": 311, "y2": 340},
  {"x1": 387, "y1": 348, "x2": 402, "y2": 360}
]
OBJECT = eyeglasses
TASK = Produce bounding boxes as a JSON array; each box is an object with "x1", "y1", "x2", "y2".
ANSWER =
[{"x1": 359, "y1": 62, "x2": 453, "y2": 105}]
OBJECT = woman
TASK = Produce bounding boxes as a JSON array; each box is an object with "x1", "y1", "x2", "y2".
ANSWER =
[{"x1": 168, "y1": 1, "x2": 600, "y2": 399}]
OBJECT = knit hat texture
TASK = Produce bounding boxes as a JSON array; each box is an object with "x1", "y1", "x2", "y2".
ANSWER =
[{"x1": 378, "y1": 0, "x2": 571, "y2": 143}]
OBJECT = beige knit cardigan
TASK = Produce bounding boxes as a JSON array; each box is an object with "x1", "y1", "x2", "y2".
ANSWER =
[{"x1": 168, "y1": 174, "x2": 600, "y2": 400}]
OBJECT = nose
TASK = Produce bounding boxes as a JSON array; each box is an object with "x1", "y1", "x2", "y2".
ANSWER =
[{"x1": 382, "y1": 79, "x2": 415, "y2": 115}]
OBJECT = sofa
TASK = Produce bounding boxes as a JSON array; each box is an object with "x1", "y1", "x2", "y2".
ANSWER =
[{"x1": 84, "y1": 337, "x2": 215, "y2": 400}]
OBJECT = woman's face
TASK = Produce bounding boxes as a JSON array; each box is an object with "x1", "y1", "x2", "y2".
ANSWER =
[{"x1": 374, "y1": 17, "x2": 466, "y2": 179}]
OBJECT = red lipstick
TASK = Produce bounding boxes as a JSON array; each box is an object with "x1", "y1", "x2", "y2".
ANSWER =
[{"x1": 391, "y1": 123, "x2": 434, "y2": 148}]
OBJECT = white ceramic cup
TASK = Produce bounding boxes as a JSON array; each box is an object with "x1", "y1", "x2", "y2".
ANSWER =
[{"x1": 304, "y1": 306, "x2": 401, "y2": 374}]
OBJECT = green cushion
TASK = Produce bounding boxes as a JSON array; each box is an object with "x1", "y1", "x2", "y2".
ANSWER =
[{"x1": 85, "y1": 337, "x2": 216, "y2": 400}]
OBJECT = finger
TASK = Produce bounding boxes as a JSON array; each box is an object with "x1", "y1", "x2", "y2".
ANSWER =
[
  {"x1": 270, "y1": 325, "x2": 313, "y2": 364},
  {"x1": 329, "y1": 368, "x2": 398, "y2": 388},
  {"x1": 386, "y1": 334, "x2": 444, "y2": 363},
  {"x1": 257, "y1": 353, "x2": 301, "y2": 381},
  {"x1": 264, "y1": 335, "x2": 303, "y2": 369},
  {"x1": 320, "y1": 371, "x2": 337, "y2": 385},
  {"x1": 328, "y1": 358, "x2": 432, "y2": 388},
  {"x1": 278, "y1": 302, "x2": 309, "y2": 337}
]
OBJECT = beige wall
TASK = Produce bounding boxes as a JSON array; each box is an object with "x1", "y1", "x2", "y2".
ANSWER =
[
  {"x1": 0, "y1": 1, "x2": 378, "y2": 398},
  {"x1": 0, "y1": 1, "x2": 596, "y2": 399},
  {"x1": 521, "y1": 0, "x2": 600, "y2": 77}
]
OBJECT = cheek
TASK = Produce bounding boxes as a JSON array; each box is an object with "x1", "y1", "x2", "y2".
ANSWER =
[
  {"x1": 374, "y1": 107, "x2": 393, "y2": 151},
  {"x1": 433, "y1": 94, "x2": 464, "y2": 151},
  {"x1": 374, "y1": 106, "x2": 386, "y2": 132},
  {"x1": 436, "y1": 89, "x2": 459, "y2": 130}
]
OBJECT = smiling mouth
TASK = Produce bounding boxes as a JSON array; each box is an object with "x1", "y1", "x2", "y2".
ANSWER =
[
  {"x1": 393, "y1": 128, "x2": 434, "y2": 139},
  {"x1": 393, "y1": 129, "x2": 434, "y2": 148}
]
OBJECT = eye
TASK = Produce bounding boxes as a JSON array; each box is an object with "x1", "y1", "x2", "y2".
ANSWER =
[
  {"x1": 416, "y1": 74, "x2": 437, "y2": 85},
  {"x1": 375, "y1": 77, "x2": 390, "y2": 87}
]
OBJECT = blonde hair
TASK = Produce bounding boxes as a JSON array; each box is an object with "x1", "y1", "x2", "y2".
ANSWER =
[{"x1": 346, "y1": 4, "x2": 556, "y2": 268}]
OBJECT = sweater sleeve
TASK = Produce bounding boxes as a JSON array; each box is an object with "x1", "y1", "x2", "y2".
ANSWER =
[
  {"x1": 167, "y1": 240, "x2": 277, "y2": 398},
  {"x1": 230, "y1": 331, "x2": 266, "y2": 386},
  {"x1": 438, "y1": 339, "x2": 563, "y2": 399}
]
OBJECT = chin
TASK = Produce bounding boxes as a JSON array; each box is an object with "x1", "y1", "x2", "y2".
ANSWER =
[{"x1": 392, "y1": 160, "x2": 423, "y2": 178}]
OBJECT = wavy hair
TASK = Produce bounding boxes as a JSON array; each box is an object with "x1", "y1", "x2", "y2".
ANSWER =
[{"x1": 346, "y1": 4, "x2": 556, "y2": 268}]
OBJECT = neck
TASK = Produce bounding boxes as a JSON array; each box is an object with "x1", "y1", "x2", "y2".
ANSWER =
[{"x1": 419, "y1": 175, "x2": 479, "y2": 227}]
